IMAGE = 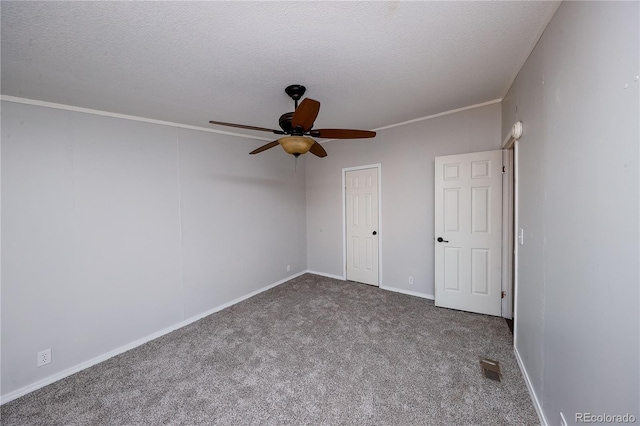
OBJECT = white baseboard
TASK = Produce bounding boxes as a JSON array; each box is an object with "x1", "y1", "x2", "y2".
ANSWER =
[
  {"x1": 380, "y1": 285, "x2": 435, "y2": 300},
  {"x1": 305, "y1": 270, "x2": 345, "y2": 281},
  {"x1": 304, "y1": 273, "x2": 435, "y2": 301},
  {"x1": 514, "y1": 346, "x2": 547, "y2": 426},
  {"x1": 0, "y1": 271, "x2": 306, "y2": 405}
]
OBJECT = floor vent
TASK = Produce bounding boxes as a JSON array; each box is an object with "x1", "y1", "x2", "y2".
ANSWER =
[{"x1": 480, "y1": 358, "x2": 501, "y2": 382}]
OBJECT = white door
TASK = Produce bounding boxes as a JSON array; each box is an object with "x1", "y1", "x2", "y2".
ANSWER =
[
  {"x1": 434, "y1": 150, "x2": 502, "y2": 316},
  {"x1": 346, "y1": 168, "x2": 379, "y2": 286}
]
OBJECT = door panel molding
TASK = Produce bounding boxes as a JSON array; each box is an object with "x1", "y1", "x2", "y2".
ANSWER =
[
  {"x1": 434, "y1": 150, "x2": 502, "y2": 316},
  {"x1": 342, "y1": 164, "x2": 382, "y2": 286}
]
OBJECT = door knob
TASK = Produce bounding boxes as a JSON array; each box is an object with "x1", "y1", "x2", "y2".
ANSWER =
[
  {"x1": 437, "y1": 237, "x2": 449, "y2": 243},
  {"x1": 372, "y1": 231, "x2": 377, "y2": 235}
]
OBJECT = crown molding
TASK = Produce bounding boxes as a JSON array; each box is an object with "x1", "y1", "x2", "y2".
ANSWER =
[
  {"x1": 2, "y1": 95, "x2": 502, "y2": 142},
  {"x1": 0, "y1": 95, "x2": 273, "y2": 141}
]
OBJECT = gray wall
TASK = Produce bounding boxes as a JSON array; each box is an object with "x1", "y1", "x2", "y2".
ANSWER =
[
  {"x1": 1, "y1": 101, "x2": 307, "y2": 397},
  {"x1": 306, "y1": 103, "x2": 502, "y2": 297},
  {"x1": 502, "y1": 1, "x2": 639, "y2": 423}
]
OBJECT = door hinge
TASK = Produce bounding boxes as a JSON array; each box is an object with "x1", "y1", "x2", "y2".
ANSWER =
[
  {"x1": 501, "y1": 291, "x2": 506, "y2": 299},
  {"x1": 502, "y1": 165, "x2": 506, "y2": 174}
]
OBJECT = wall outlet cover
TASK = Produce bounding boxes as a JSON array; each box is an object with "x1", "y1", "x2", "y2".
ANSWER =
[{"x1": 37, "y1": 348, "x2": 51, "y2": 367}]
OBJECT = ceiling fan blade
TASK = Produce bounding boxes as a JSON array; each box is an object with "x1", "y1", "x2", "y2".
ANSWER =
[
  {"x1": 310, "y1": 129, "x2": 376, "y2": 139},
  {"x1": 249, "y1": 140, "x2": 280, "y2": 155},
  {"x1": 209, "y1": 120, "x2": 281, "y2": 134},
  {"x1": 291, "y1": 98, "x2": 320, "y2": 132},
  {"x1": 308, "y1": 141, "x2": 327, "y2": 158}
]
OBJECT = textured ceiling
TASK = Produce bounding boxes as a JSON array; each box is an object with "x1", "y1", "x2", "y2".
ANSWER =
[{"x1": 1, "y1": 1, "x2": 560, "y2": 136}]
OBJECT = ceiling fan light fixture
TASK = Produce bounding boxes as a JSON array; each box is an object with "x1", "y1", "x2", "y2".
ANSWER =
[
  {"x1": 209, "y1": 85, "x2": 376, "y2": 158},
  {"x1": 278, "y1": 136, "x2": 315, "y2": 157}
]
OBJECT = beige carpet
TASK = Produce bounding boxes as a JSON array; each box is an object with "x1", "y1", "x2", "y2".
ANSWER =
[{"x1": 1, "y1": 273, "x2": 539, "y2": 425}]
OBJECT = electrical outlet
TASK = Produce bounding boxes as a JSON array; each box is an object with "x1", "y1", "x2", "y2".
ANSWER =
[
  {"x1": 37, "y1": 348, "x2": 51, "y2": 367},
  {"x1": 560, "y1": 412, "x2": 567, "y2": 426},
  {"x1": 286, "y1": 265, "x2": 290, "y2": 272},
  {"x1": 409, "y1": 276, "x2": 414, "y2": 285}
]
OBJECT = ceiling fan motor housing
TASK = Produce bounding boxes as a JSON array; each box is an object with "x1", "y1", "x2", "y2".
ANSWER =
[{"x1": 278, "y1": 112, "x2": 294, "y2": 133}]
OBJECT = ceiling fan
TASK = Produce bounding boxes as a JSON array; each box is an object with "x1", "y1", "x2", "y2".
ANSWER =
[{"x1": 209, "y1": 85, "x2": 376, "y2": 158}]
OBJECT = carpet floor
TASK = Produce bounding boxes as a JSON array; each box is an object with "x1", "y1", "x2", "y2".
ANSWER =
[{"x1": 1, "y1": 273, "x2": 539, "y2": 425}]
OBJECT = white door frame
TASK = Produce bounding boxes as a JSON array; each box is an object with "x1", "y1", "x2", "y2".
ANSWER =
[
  {"x1": 502, "y1": 122, "x2": 521, "y2": 334},
  {"x1": 501, "y1": 149, "x2": 514, "y2": 319},
  {"x1": 512, "y1": 140, "x2": 520, "y2": 343},
  {"x1": 342, "y1": 163, "x2": 382, "y2": 286}
]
